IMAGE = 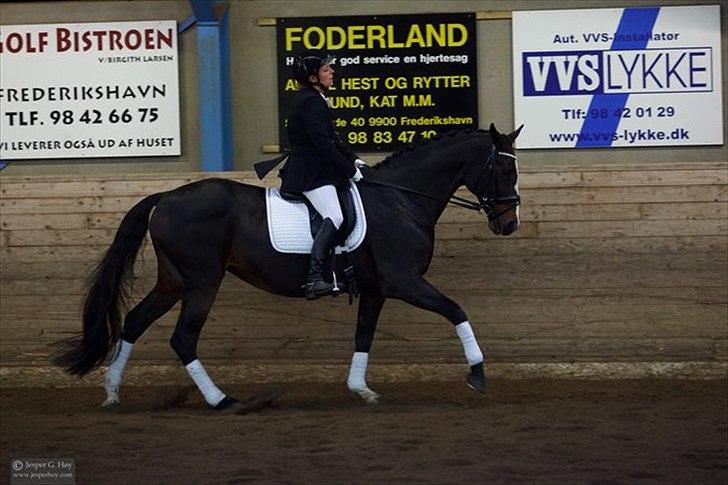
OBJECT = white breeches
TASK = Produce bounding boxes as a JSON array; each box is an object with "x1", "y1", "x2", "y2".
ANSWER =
[{"x1": 303, "y1": 184, "x2": 344, "y2": 229}]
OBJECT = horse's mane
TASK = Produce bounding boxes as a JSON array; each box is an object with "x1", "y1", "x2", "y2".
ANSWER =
[{"x1": 371, "y1": 128, "x2": 490, "y2": 171}]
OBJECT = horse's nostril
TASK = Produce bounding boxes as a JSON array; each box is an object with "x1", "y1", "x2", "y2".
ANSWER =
[{"x1": 505, "y1": 220, "x2": 519, "y2": 234}]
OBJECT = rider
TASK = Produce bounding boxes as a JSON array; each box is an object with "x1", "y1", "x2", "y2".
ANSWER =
[{"x1": 281, "y1": 53, "x2": 365, "y2": 300}]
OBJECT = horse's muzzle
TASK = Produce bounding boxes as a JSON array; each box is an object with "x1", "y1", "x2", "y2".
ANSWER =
[
  {"x1": 502, "y1": 219, "x2": 519, "y2": 235},
  {"x1": 488, "y1": 217, "x2": 519, "y2": 236}
]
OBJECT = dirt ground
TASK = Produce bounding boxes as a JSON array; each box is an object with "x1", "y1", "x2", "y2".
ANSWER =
[{"x1": 1, "y1": 379, "x2": 726, "y2": 485}]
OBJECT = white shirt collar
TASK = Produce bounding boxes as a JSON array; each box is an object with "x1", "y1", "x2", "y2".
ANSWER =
[{"x1": 319, "y1": 91, "x2": 330, "y2": 107}]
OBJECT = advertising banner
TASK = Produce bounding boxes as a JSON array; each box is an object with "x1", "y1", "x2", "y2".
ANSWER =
[
  {"x1": 0, "y1": 21, "x2": 180, "y2": 159},
  {"x1": 512, "y1": 5, "x2": 723, "y2": 148},
  {"x1": 277, "y1": 13, "x2": 477, "y2": 151}
]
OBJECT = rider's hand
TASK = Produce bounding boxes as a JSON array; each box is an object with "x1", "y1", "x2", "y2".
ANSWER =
[
  {"x1": 354, "y1": 158, "x2": 368, "y2": 168},
  {"x1": 352, "y1": 167, "x2": 364, "y2": 182}
]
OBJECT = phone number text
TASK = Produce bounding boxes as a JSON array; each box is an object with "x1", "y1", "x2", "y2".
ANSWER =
[
  {"x1": 562, "y1": 106, "x2": 676, "y2": 120},
  {"x1": 4, "y1": 108, "x2": 161, "y2": 126}
]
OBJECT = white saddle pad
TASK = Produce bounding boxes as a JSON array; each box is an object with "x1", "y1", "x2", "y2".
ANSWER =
[{"x1": 266, "y1": 181, "x2": 367, "y2": 254}]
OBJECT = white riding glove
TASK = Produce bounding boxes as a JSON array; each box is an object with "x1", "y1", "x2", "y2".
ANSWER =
[
  {"x1": 354, "y1": 158, "x2": 368, "y2": 168},
  {"x1": 352, "y1": 167, "x2": 364, "y2": 182}
]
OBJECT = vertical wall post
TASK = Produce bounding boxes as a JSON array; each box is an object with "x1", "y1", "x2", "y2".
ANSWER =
[{"x1": 190, "y1": 0, "x2": 233, "y2": 171}]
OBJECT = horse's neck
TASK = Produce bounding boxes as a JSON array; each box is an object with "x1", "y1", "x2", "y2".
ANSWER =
[{"x1": 378, "y1": 136, "x2": 483, "y2": 224}]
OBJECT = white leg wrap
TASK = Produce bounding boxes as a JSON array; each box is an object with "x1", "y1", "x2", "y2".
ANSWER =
[
  {"x1": 185, "y1": 359, "x2": 226, "y2": 407},
  {"x1": 347, "y1": 352, "x2": 369, "y2": 391},
  {"x1": 347, "y1": 352, "x2": 380, "y2": 404},
  {"x1": 103, "y1": 339, "x2": 133, "y2": 406},
  {"x1": 455, "y1": 321, "x2": 484, "y2": 366}
]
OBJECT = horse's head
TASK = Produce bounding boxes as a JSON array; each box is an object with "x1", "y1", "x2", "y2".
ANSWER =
[{"x1": 464, "y1": 123, "x2": 523, "y2": 236}]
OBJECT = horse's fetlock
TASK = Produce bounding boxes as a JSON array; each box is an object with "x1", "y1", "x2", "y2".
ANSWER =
[{"x1": 347, "y1": 379, "x2": 365, "y2": 392}]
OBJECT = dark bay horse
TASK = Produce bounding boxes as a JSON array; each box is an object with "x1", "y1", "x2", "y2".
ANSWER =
[{"x1": 54, "y1": 123, "x2": 523, "y2": 410}]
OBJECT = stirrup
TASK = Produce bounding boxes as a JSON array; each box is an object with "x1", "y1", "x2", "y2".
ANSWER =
[
  {"x1": 331, "y1": 265, "x2": 341, "y2": 296},
  {"x1": 304, "y1": 280, "x2": 334, "y2": 300}
]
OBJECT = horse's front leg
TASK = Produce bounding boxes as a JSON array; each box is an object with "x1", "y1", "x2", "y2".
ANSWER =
[
  {"x1": 348, "y1": 290, "x2": 385, "y2": 403},
  {"x1": 383, "y1": 274, "x2": 486, "y2": 391}
]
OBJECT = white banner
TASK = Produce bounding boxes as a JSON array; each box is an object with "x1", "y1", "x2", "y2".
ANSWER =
[
  {"x1": 0, "y1": 21, "x2": 180, "y2": 159},
  {"x1": 512, "y1": 5, "x2": 723, "y2": 149}
]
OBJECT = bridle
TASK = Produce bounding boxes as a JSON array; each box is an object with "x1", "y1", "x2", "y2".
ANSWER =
[
  {"x1": 470, "y1": 143, "x2": 521, "y2": 221},
  {"x1": 361, "y1": 144, "x2": 521, "y2": 222}
]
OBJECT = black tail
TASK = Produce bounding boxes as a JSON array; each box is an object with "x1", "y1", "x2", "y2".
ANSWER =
[{"x1": 53, "y1": 192, "x2": 164, "y2": 376}]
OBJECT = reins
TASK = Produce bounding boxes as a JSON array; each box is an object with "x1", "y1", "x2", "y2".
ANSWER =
[
  {"x1": 360, "y1": 178, "x2": 484, "y2": 211},
  {"x1": 360, "y1": 146, "x2": 520, "y2": 221}
]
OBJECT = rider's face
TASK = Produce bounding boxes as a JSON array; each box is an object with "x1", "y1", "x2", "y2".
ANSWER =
[{"x1": 316, "y1": 64, "x2": 334, "y2": 88}]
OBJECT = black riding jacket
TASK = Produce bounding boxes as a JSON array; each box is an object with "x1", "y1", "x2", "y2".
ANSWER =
[{"x1": 280, "y1": 86, "x2": 358, "y2": 193}]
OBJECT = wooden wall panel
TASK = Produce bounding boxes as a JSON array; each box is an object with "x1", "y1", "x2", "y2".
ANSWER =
[{"x1": 1, "y1": 162, "x2": 726, "y2": 372}]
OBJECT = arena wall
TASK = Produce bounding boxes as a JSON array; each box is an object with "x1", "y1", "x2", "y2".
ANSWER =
[
  {"x1": 1, "y1": 161, "x2": 725, "y2": 385},
  {"x1": 0, "y1": 0, "x2": 726, "y2": 175},
  {"x1": 0, "y1": 1, "x2": 726, "y2": 385}
]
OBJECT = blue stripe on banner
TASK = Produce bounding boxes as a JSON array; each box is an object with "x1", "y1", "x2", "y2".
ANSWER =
[{"x1": 575, "y1": 7, "x2": 660, "y2": 148}]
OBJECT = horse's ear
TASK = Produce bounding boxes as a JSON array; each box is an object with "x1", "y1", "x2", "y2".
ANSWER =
[
  {"x1": 507, "y1": 124, "x2": 524, "y2": 143},
  {"x1": 489, "y1": 123, "x2": 500, "y2": 139}
]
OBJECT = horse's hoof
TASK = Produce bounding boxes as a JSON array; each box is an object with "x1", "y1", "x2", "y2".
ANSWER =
[
  {"x1": 364, "y1": 394, "x2": 380, "y2": 404},
  {"x1": 215, "y1": 391, "x2": 283, "y2": 414},
  {"x1": 466, "y1": 372, "x2": 487, "y2": 392},
  {"x1": 352, "y1": 387, "x2": 381, "y2": 404},
  {"x1": 101, "y1": 397, "x2": 121, "y2": 408},
  {"x1": 214, "y1": 396, "x2": 240, "y2": 412}
]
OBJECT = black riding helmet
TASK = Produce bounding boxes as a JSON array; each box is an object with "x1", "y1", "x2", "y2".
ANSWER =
[{"x1": 292, "y1": 53, "x2": 335, "y2": 86}]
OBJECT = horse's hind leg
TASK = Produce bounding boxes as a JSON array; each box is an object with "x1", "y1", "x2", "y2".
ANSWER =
[
  {"x1": 103, "y1": 250, "x2": 182, "y2": 406},
  {"x1": 348, "y1": 290, "x2": 385, "y2": 403},
  {"x1": 169, "y1": 274, "x2": 240, "y2": 411},
  {"x1": 102, "y1": 285, "x2": 181, "y2": 406}
]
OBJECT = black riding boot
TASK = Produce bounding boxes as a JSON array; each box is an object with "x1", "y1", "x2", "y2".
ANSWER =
[{"x1": 305, "y1": 218, "x2": 338, "y2": 300}]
